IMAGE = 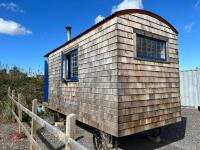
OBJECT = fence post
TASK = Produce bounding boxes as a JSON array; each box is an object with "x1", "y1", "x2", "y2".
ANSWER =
[
  {"x1": 65, "y1": 113, "x2": 76, "y2": 150},
  {"x1": 30, "y1": 99, "x2": 37, "y2": 150},
  {"x1": 18, "y1": 93, "x2": 23, "y2": 133},
  {"x1": 11, "y1": 90, "x2": 15, "y2": 122}
]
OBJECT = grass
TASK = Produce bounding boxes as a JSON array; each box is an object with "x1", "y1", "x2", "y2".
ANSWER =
[{"x1": 0, "y1": 98, "x2": 12, "y2": 121}]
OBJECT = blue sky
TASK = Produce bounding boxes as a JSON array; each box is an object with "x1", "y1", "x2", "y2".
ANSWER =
[{"x1": 0, "y1": 0, "x2": 200, "y2": 72}]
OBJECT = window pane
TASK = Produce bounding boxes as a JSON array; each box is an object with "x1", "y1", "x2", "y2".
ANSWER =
[
  {"x1": 65, "y1": 55, "x2": 70, "y2": 80},
  {"x1": 71, "y1": 50, "x2": 78, "y2": 78},
  {"x1": 65, "y1": 59, "x2": 68, "y2": 79},
  {"x1": 141, "y1": 38, "x2": 146, "y2": 56},
  {"x1": 136, "y1": 34, "x2": 166, "y2": 60},
  {"x1": 136, "y1": 36, "x2": 142, "y2": 56},
  {"x1": 146, "y1": 39, "x2": 151, "y2": 57},
  {"x1": 151, "y1": 40, "x2": 156, "y2": 58},
  {"x1": 156, "y1": 41, "x2": 161, "y2": 58}
]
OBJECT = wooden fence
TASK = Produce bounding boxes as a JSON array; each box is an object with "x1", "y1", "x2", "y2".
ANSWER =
[{"x1": 8, "y1": 87, "x2": 87, "y2": 150}]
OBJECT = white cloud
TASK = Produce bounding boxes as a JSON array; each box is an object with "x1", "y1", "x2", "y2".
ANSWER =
[
  {"x1": 0, "y1": 2, "x2": 24, "y2": 13},
  {"x1": 0, "y1": 18, "x2": 32, "y2": 35},
  {"x1": 195, "y1": 0, "x2": 200, "y2": 8},
  {"x1": 94, "y1": 0, "x2": 143, "y2": 24},
  {"x1": 184, "y1": 22, "x2": 195, "y2": 33},
  {"x1": 111, "y1": 0, "x2": 143, "y2": 14},
  {"x1": 95, "y1": 15, "x2": 105, "y2": 24}
]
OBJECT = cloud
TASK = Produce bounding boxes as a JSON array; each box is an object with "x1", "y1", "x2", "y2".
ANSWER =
[
  {"x1": 195, "y1": 0, "x2": 200, "y2": 8},
  {"x1": 95, "y1": 15, "x2": 105, "y2": 24},
  {"x1": 94, "y1": 0, "x2": 143, "y2": 24},
  {"x1": 0, "y1": 2, "x2": 24, "y2": 13},
  {"x1": 0, "y1": 18, "x2": 32, "y2": 35},
  {"x1": 184, "y1": 22, "x2": 195, "y2": 33},
  {"x1": 111, "y1": 0, "x2": 143, "y2": 14}
]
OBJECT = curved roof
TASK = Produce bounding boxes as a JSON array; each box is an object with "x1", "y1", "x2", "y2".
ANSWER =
[{"x1": 45, "y1": 9, "x2": 178, "y2": 57}]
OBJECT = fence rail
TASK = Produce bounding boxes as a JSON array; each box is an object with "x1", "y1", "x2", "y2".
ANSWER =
[{"x1": 8, "y1": 87, "x2": 87, "y2": 150}]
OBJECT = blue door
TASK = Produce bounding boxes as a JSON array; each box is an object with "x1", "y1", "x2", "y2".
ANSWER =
[{"x1": 44, "y1": 59, "x2": 48, "y2": 102}]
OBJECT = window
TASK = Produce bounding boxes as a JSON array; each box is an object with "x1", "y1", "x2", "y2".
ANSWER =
[
  {"x1": 136, "y1": 34, "x2": 167, "y2": 61},
  {"x1": 61, "y1": 49, "x2": 78, "y2": 82}
]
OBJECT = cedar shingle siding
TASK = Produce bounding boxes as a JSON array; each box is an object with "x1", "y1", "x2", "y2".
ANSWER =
[{"x1": 45, "y1": 9, "x2": 181, "y2": 137}]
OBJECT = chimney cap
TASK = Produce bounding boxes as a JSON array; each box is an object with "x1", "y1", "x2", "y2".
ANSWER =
[{"x1": 65, "y1": 26, "x2": 72, "y2": 29}]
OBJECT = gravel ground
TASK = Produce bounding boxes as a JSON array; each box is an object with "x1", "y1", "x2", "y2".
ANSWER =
[
  {"x1": 0, "y1": 107, "x2": 200, "y2": 150},
  {"x1": 35, "y1": 115, "x2": 94, "y2": 150},
  {"x1": 159, "y1": 108, "x2": 200, "y2": 150},
  {"x1": 0, "y1": 123, "x2": 30, "y2": 150},
  {"x1": 117, "y1": 107, "x2": 200, "y2": 150}
]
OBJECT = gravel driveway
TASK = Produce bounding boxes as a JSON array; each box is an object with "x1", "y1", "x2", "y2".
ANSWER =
[
  {"x1": 0, "y1": 107, "x2": 199, "y2": 150},
  {"x1": 0, "y1": 123, "x2": 30, "y2": 150}
]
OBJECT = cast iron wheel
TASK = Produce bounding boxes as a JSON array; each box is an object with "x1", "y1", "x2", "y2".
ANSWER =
[
  {"x1": 93, "y1": 131, "x2": 102, "y2": 150},
  {"x1": 93, "y1": 131, "x2": 118, "y2": 150}
]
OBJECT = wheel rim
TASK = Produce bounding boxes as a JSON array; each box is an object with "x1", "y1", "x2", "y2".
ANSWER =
[{"x1": 93, "y1": 131, "x2": 118, "y2": 150}]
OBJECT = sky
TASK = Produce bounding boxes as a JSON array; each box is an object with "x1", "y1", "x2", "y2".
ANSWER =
[{"x1": 0, "y1": 0, "x2": 200, "y2": 73}]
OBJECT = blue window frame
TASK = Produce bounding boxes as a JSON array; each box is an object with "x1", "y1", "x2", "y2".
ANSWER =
[
  {"x1": 136, "y1": 34, "x2": 167, "y2": 61},
  {"x1": 61, "y1": 49, "x2": 78, "y2": 82}
]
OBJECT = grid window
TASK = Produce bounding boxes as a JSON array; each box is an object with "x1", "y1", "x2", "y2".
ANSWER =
[
  {"x1": 71, "y1": 50, "x2": 78, "y2": 78},
  {"x1": 62, "y1": 49, "x2": 78, "y2": 82},
  {"x1": 136, "y1": 34, "x2": 167, "y2": 61}
]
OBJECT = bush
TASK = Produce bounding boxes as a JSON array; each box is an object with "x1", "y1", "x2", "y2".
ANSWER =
[
  {"x1": 2, "y1": 99, "x2": 12, "y2": 120},
  {"x1": 0, "y1": 65, "x2": 44, "y2": 122}
]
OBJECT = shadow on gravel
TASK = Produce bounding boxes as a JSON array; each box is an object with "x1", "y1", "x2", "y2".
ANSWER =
[
  {"x1": 75, "y1": 136, "x2": 84, "y2": 141},
  {"x1": 118, "y1": 117, "x2": 187, "y2": 150},
  {"x1": 36, "y1": 117, "x2": 186, "y2": 150}
]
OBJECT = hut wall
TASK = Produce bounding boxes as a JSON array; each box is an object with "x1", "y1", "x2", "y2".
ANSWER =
[
  {"x1": 48, "y1": 17, "x2": 119, "y2": 136},
  {"x1": 47, "y1": 12, "x2": 181, "y2": 137},
  {"x1": 116, "y1": 13, "x2": 181, "y2": 137}
]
